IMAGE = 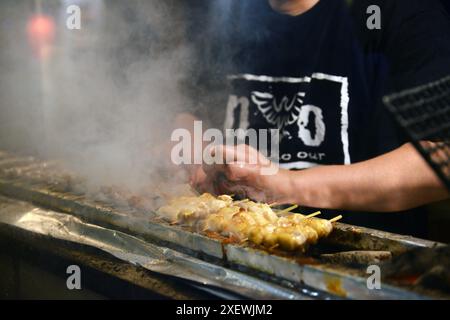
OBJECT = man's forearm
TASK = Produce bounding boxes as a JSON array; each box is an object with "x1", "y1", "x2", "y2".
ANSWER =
[{"x1": 283, "y1": 143, "x2": 449, "y2": 212}]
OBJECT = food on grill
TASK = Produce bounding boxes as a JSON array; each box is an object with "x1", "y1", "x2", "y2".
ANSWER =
[
  {"x1": 235, "y1": 200, "x2": 279, "y2": 223},
  {"x1": 157, "y1": 193, "x2": 233, "y2": 224},
  {"x1": 157, "y1": 193, "x2": 342, "y2": 252},
  {"x1": 282, "y1": 214, "x2": 333, "y2": 238}
]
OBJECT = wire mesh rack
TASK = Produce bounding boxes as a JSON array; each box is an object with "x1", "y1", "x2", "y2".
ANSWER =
[{"x1": 383, "y1": 75, "x2": 450, "y2": 191}]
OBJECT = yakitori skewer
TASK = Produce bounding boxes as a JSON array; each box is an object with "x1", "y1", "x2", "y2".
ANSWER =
[
  {"x1": 277, "y1": 204, "x2": 298, "y2": 216},
  {"x1": 304, "y1": 211, "x2": 321, "y2": 219},
  {"x1": 157, "y1": 194, "x2": 340, "y2": 252},
  {"x1": 329, "y1": 215, "x2": 343, "y2": 223}
]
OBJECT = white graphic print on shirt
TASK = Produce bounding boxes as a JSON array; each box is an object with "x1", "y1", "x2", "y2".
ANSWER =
[{"x1": 224, "y1": 73, "x2": 350, "y2": 169}]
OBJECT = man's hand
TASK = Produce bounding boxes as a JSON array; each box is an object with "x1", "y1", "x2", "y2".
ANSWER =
[
  {"x1": 197, "y1": 143, "x2": 449, "y2": 212},
  {"x1": 200, "y1": 144, "x2": 292, "y2": 203}
]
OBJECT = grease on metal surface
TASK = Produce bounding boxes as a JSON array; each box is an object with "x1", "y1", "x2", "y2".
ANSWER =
[{"x1": 324, "y1": 275, "x2": 347, "y2": 298}]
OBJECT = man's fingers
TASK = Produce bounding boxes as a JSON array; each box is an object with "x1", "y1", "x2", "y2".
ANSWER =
[
  {"x1": 210, "y1": 144, "x2": 267, "y2": 166},
  {"x1": 214, "y1": 177, "x2": 268, "y2": 202},
  {"x1": 204, "y1": 158, "x2": 262, "y2": 184},
  {"x1": 210, "y1": 144, "x2": 237, "y2": 163},
  {"x1": 189, "y1": 165, "x2": 206, "y2": 185},
  {"x1": 226, "y1": 162, "x2": 259, "y2": 181}
]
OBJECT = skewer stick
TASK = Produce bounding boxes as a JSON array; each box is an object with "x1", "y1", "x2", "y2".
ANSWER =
[
  {"x1": 277, "y1": 205, "x2": 298, "y2": 216},
  {"x1": 269, "y1": 244, "x2": 279, "y2": 250},
  {"x1": 268, "y1": 202, "x2": 278, "y2": 207},
  {"x1": 304, "y1": 211, "x2": 321, "y2": 219},
  {"x1": 329, "y1": 215, "x2": 343, "y2": 223}
]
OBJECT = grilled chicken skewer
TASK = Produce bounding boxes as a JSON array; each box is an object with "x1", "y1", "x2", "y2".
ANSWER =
[
  {"x1": 201, "y1": 206, "x2": 332, "y2": 250},
  {"x1": 283, "y1": 214, "x2": 333, "y2": 237},
  {"x1": 157, "y1": 193, "x2": 233, "y2": 225},
  {"x1": 157, "y1": 193, "x2": 340, "y2": 252}
]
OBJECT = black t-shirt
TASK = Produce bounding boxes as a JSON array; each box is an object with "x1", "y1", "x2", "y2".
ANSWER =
[{"x1": 189, "y1": 0, "x2": 450, "y2": 236}]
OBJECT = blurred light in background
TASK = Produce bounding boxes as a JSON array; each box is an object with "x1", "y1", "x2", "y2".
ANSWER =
[{"x1": 27, "y1": 14, "x2": 55, "y2": 60}]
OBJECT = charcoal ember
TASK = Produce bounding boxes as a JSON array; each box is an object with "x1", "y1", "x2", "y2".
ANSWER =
[
  {"x1": 382, "y1": 245, "x2": 450, "y2": 293},
  {"x1": 416, "y1": 266, "x2": 450, "y2": 293}
]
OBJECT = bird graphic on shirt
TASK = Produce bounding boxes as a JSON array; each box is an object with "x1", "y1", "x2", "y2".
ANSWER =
[{"x1": 251, "y1": 91, "x2": 305, "y2": 139}]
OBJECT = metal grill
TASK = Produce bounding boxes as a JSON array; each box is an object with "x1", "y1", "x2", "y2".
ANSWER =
[
  {"x1": 383, "y1": 76, "x2": 450, "y2": 190},
  {"x1": 0, "y1": 150, "x2": 445, "y2": 299}
]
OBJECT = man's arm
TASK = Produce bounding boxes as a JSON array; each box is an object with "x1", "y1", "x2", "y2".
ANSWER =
[
  {"x1": 206, "y1": 143, "x2": 449, "y2": 212},
  {"x1": 283, "y1": 143, "x2": 449, "y2": 212}
]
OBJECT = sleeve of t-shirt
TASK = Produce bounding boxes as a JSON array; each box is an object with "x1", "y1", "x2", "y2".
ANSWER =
[
  {"x1": 350, "y1": 0, "x2": 450, "y2": 154},
  {"x1": 382, "y1": 0, "x2": 450, "y2": 92}
]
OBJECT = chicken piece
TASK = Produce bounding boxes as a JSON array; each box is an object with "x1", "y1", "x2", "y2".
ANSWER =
[
  {"x1": 277, "y1": 216, "x2": 297, "y2": 227},
  {"x1": 278, "y1": 225, "x2": 317, "y2": 248},
  {"x1": 202, "y1": 214, "x2": 225, "y2": 232},
  {"x1": 158, "y1": 193, "x2": 336, "y2": 252},
  {"x1": 263, "y1": 232, "x2": 279, "y2": 247},
  {"x1": 300, "y1": 218, "x2": 333, "y2": 238},
  {"x1": 283, "y1": 214, "x2": 333, "y2": 238},
  {"x1": 222, "y1": 216, "x2": 250, "y2": 240},
  {"x1": 277, "y1": 216, "x2": 319, "y2": 244},
  {"x1": 236, "y1": 211, "x2": 259, "y2": 226},
  {"x1": 259, "y1": 225, "x2": 278, "y2": 247},
  {"x1": 277, "y1": 231, "x2": 308, "y2": 251},
  {"x1": 236, "y1": 201, "x2": 278, "y2": 223},
  {"x1": 157, "y1": 193, "x2": 233, "y2": 223},
  {"x1": 248, "y1": 224, "x2": 312, "y2": 251},
  {"x1": 247, "y1": 224, "x2": 272, "y2": 245},
  {"x1": 242, "y1": 210, "x2": 271, "y2": 226},
  {"x1": 225, "y1": 206, "x2": 280, "y2": 243},
  {"x1": 205, "y1": 208, "x2": 261, "y2": 241},
  {"x1": 202, "y1": 206, "x2": 240, "y2": 233},
  {"x1": 248, "y1": 226, "x2": 264, "y2": 245},
  {"x1": 281, "y1": 213, "x2": 306, "y2": 224}
]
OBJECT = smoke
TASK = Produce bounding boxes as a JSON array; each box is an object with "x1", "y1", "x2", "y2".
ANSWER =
[{"x1": 0, "y1": 0, "x2": 204, "y2": 193}]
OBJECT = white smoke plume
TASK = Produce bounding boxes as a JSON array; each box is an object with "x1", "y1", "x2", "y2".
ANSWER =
[{"x1": 0, "y1": 0, "x2": 208, "y2": 193}]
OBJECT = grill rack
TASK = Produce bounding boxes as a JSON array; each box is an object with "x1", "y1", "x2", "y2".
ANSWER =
[
  {"x1": 383, "y1": 76, "x2": 450, "y2": 190},
  {"x1": 0, "y1": 150, "x2": 446, "y2": 299}
]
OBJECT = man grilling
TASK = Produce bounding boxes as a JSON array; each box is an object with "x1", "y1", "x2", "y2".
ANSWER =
[{"x1": 175, "y1": 0, "x2": 450, "y2": 237}]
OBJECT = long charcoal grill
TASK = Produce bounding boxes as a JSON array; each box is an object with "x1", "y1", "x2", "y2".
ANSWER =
[{"x1": 0, "y1": 150, "x2": 445, "y2": 299}]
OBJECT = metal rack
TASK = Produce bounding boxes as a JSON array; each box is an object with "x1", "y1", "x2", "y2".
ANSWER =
[{"x1": 383, "y1": 76, "x2": 450, "y2": 190}]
